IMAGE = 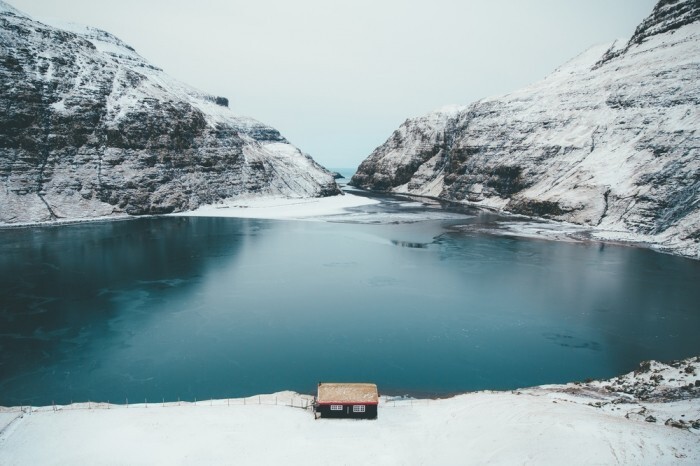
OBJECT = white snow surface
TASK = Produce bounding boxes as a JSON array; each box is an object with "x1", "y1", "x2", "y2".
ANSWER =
[
  {"x1": 36, "y1": 15, "x2": 274, "y2": 134},
  {"x1": 0, "y1": 0, "x2": 21, "y2": 16},
  {"x1": 1, "y1": 359, "x2": 698, "y2": 465},
  {"x1": 174, "y1": 192, "x2": 379, "y2": 220}
]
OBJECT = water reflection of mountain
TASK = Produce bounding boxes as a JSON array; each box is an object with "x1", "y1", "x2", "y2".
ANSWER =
[
  {"x1": 0, "y1": 217, "x2": 253, "y2": 405},
  {"x1": 1, "y1": 210, "x2": 699, "y2": 407}
]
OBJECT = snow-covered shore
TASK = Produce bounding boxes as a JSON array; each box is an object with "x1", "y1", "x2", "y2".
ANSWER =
[
  {"x1": 171, "y1": 192, "x2": 380, "y2": 220},
  {"x1": 175, "y1": 190, "x2": 699, "y2": 259},
  {"x1": 2, "y1": 188, "x2": 695, "y2": 261},
  {"x1": 1, "y1": 359, "x2": 698, "y2": 465},
  {"x1": 0, "y1": 192, "x2": 380, "y2": 229}
]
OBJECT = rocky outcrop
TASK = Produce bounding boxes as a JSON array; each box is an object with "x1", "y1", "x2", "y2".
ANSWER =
[
  {"x1": 0, "y1": 2, "x2": 339, "y2": 224},
  {"x1": 351, "y1": 0, "x2": 700, "y2": 258},
  {"x1": 522, "y1": 356, "x2": 700, "y2": 434}
]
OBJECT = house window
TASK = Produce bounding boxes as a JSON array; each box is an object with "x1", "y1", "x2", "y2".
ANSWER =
[
  {"x1": 330, "y1": 405, "x2": 343, "y2": 411},
  {"x1": 353, "y1": 405, "x2": 366, "y2": 413}
]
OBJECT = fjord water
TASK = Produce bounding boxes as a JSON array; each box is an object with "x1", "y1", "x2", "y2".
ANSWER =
[{"x1": 1, "y1": 200, "x2": 699, "y2": 406}]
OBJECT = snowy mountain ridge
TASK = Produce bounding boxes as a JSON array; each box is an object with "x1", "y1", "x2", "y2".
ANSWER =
[
  {"x1": 0, "y1": 0, "x2": 20, "y2": 16},
  {"x1": 0, "y1": 1, "x2": 339, "y2": 224},
  {"x1": 351, "y1": 0, "x2": 700, "y2": 259}
]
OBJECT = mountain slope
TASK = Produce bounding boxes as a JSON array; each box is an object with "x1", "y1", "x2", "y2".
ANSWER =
[
  {"x1": 351, "y1": 0, "x2": 700, "y2": 258},
  {"x1": 0, "y1": 1, "x2": 339, "y2": 224}
]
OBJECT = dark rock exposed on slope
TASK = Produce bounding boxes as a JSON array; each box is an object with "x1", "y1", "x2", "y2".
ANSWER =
[
  {"x1": 0, "y1": 1, "x2": 339, "y2": 224},
  {"x1": 351, "y1": 0, "x2": 699, "y2": 258}
]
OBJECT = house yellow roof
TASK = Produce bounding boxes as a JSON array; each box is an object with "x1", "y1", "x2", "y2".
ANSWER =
[{"x1": 317, "y1": 383, "x2": 379, "y2": 404}]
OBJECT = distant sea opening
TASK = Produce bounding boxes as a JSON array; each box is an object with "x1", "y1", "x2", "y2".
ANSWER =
[{"x1": 1, "y1": 192, "x2": 699, "y2": 406}]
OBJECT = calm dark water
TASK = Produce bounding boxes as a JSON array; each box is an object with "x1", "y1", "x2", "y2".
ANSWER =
[{"x1": 1, "y1": 198, "x2": 699, "y2": 406}]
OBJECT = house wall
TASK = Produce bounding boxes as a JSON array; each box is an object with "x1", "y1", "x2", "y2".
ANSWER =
[{"x1": 316, "y1": 403, "x2": 378, "y2": 419}]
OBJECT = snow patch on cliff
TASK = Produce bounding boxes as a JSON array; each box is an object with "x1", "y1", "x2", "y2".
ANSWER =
[
  {"x1": 1, "y1": 2, "x2": 339, "y2": 225},
  {"x1": 351, "y1": 0, "x2": 700, "y2": 259}
]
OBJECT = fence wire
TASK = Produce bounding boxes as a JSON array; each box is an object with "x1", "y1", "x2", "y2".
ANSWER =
[{"x1": 1, "y1": 395, "x2": 437, "y2": 415}]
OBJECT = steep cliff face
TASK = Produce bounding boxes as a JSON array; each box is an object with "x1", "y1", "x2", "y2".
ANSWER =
[
  {"x1": 0, "y1": 2, "x2": 339, "y2": 224},
  {"x1": 351, "y1": 0, "x2": 700, "y2": 258}
]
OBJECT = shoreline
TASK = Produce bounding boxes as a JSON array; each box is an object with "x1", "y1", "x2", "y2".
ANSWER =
[
  {"x1": 2, "y1": 356, "x2": 697, "y2": 411},
  {"x1": 1, "y1": 357, "x2": 698, "y2": 465},
  {"x1": 0, "y1": 192, "x2": 380, "y2": 229},
  {"x1": 1, "y1": 189, "x2": 696, "y2": 261},
  {"x1": 171, "y1": 191, "x2": 380, "y2": 220},
  {"x1": 348, "y1": 188, "x2": 700, "y2": 261}
]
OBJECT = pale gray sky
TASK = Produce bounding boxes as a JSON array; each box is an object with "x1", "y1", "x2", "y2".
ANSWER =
[{"x1": 12, "y1": 0, "x2": 657, "y2": 168}]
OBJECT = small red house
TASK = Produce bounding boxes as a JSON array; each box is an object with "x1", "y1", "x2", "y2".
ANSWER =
[{"x1": 314, "y1": 383, "x2": 378, "y2": 419}]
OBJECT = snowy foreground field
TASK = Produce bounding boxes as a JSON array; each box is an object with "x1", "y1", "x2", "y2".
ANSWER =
[{"x1": 1, "y1": 360, "x2": 698, "y2": 465}]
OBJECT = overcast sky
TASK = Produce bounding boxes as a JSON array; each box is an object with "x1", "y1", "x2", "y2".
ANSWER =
[{"x1": 12, "y1": 0, "x2": 657, "y2": 168}]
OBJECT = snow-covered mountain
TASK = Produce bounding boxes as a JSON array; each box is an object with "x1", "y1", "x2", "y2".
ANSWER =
[
  {"x1": 351, "y1": 0, "x2": 700, "y2": 258},
  {"x1": 0, "y1": 1, "x2": 339, "y2": 224}
]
